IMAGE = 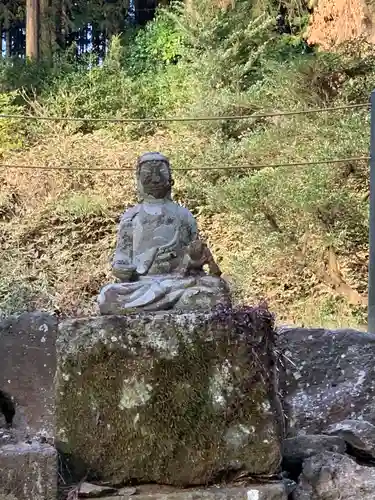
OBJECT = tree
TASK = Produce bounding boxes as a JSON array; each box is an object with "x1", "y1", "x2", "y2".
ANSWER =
[
  {"x1": 3, "y1": 0, "x2": 164, "y2": 61},
  {"x1": 40, "y1": 0, "x2": 55, "y2": 60},
  {"x1": 26, "y1": 0, "x2": 40, "y2": 59}
]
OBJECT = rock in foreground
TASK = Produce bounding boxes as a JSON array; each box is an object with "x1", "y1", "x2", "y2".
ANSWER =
[
  {"x1": 56, "y1": 307, "x2": 282, "y2": 486},
  {"x1": 325, "y1": 419, "x2": 375, "y2": 460},
  {"x1": 277, "y1": 327, "x2": 375, "y2": 435},
  {"x1": 282, "y1": 435, "x2": 346, "y2": 480},
  {"x1": 293, "y1": 452, "x2": 375, "y2": 500},
  {"x1": 0, "y1": 312, "x2": 57, "y2": 437},
  {"x1": 100, "y1": 483, "x2": 288, "y2": 500},
  {"x1": 0, "y1": 441, "x2": 57, "y2": 500}
]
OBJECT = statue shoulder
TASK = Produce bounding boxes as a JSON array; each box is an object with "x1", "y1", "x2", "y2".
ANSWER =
[
  {"x1": 119, "y1": 204, "x2": 140, "y2": 223},
  {"x1": 177, "y1": 204, "x2": 196, "y2": 224},
  {"x1": 176, "y1": 204, "x2": 198, "y2": 237}
]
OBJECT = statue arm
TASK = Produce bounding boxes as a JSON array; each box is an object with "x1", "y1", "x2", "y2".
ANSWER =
[
  {"x1": 187, "y1": 212, "x2": 199, "y2": 242},
  {"x1": 112, "y1": 207, "x2": 138, "y2": 281}
]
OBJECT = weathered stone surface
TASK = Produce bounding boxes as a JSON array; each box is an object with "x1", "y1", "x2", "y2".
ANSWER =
[
  {"x1": 277, "y1": 326, "x2": 375, "y2": 435},
  {"x1": 282, "y1": 435, "x2": 346, "y2": 479},
  {"x1": 116, "y1": 486, "x2": 137, "y2": 496},
  {"x1": 98, "y1": 152, "x2": 231, "y2": 314},
  {"x1": 56, "y1": 311, "x2": 282, "y2": 486},
  {"x1": 79, "y1": 482, "x2": 117, "y2": 497},
  {"x1": 99, "y1": 483, "x2": 287, "y2": 500},
  {"x1": 325, "y1": 419, "x2": 375, "y2": 460},
  {"x1": 282, "y1": 477, "x2": 298, "y2": 496},
  {"x1": 292, "y1": 452, "x2": 375, "y2": 499},
  {"x1": 0, "y1": 441, "x2": 57, "y2": 500},
  {"x1": 0, "y1": 312, "x2": 57, "y2": 437},
  {"x1": 0, "y1": 428, "x2": 17, "y2": 446}
]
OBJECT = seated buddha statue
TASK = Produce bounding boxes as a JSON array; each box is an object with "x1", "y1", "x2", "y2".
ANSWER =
[{"x1": 98, "y1": 152, "x2": 231, "y2": 314}]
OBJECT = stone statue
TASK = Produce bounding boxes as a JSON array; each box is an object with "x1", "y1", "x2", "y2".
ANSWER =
[{"x1": 98, "y1": 152, "x2": 231, "y2": 314}]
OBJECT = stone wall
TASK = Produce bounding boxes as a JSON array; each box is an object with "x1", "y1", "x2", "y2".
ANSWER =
[
  {"x1": 5, "y1": 311, "x2": 375, "y2": 500},
  {"x1": 5, "y1": 313, "x2": 375, "y2": 500},
  {"x1": 0, "y1": 441, "x2": 57, "y2": 500}
]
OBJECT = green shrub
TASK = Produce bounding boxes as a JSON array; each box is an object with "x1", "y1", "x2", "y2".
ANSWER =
[
  {"x1": 0, "y1": 92, "x2": 26, "y2": 152},
  {"x1": 0, "y1": 45, "x2": 81, "y2": 95},
  {"x1": 126, "y1": 8, "x2": 184, "y2": 74}
]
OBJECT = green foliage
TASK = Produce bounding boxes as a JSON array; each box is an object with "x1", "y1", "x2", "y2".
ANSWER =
[
  {"x1": 215, "y1": 161, "x2": 368, "y2": 251},
  {"x1": 54, "y1": 193, "x2": 111, "y2": 218},
  {"x1": 0, "y1": 46, "x2": 80, "y2": 95},
  {"x1": 127, "y1": 9, "x2": 184, "y2": 74},
  {"x1": 169, "y1": 1, "x2": 277, "y2": 89},
  {"x1": 0, "y1": 92, "x2": 26, "y2": 151},
  {"x1": 33, "y1": 40, "x2": 134, "y2": 135}
]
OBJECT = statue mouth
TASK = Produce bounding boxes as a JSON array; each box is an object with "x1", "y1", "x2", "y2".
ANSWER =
[{"x1": 145, "y1": 185, "x2": 170, "y2": 197}]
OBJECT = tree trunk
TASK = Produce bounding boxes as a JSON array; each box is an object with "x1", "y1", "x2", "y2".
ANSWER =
[
  {"x1": 5, "y1": 29, "x2": 11, "y2": 57},
  {"x1": 55, "y1": 0, "x2": 65, "y2": 50},
  {"x1": 4, "y1": 11, "x2": 11, "y2": 58},
  {"x1": 40, "y1": 0, "x2": 53, "y2": 61},
  {"x1": 26, "y1": 0, "x2": 40, "y2": 60},
  {"x1": 92, "y1": 23, "x2": 101, "y2": 62}
]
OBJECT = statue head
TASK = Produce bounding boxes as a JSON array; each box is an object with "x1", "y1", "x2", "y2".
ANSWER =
[{"x1": 136, "y1": 152, "x2": 173, "y2": 201}]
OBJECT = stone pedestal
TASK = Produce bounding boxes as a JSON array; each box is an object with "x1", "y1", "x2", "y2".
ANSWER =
[{"x1": 56, "y1": 309, "x2": 283, "y2": 486}]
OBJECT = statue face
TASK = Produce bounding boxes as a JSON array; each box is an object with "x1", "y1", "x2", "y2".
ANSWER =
[{"x1": 137, "y1": 160, "x2": 172, "y2": 199}]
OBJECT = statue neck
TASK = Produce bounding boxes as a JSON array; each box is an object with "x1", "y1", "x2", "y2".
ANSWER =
[{"x1": 141, "y1": 193, "x2": 173, "y2": 203}]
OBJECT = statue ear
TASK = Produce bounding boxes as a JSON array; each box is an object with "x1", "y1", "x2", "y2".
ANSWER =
[{"x1": 171, "y1": 179, "x2": 175, "y2": 186}]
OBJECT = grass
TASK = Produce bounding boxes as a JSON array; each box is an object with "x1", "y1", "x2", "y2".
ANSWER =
[{"x1": 0, "y1": 0, "x2": 373, "y2": 328}]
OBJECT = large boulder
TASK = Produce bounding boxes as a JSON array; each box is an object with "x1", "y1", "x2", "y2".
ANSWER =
[
  {"x1": 55, "y1": 307, "x2": 283, "y2": 486},
  {"x1": 277, "y1": 327, "x2": 375, "y2": 435},
  {"x1": 293, "y1": 452, "x2": 375, "y2": 500}
]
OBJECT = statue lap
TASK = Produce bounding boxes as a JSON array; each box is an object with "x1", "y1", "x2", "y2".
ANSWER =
[{"x1": 98, "y1": 275, "x2": 231, "y2": 314}]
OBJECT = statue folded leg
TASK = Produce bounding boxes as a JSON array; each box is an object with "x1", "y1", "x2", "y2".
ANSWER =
[{"x1": 98, "y1": 275, "x2": 230, "y2": 315}]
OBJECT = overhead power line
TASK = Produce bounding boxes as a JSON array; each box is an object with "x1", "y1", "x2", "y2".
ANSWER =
[
  {"x1": 0, "y1": 156, "x2": 370, "y2": 172},
  {"x1": 0, "y1": 103, "x2": 369, "y2": 124}
]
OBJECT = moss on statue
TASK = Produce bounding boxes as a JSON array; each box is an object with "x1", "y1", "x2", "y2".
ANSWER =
[{"x1": 56, "y1": 305, "x2": 282, "y2": 486}]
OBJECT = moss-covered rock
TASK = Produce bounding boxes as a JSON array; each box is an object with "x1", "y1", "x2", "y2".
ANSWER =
[{"x1": 56, "y1": 306, "x2": 282, "y2": 486}]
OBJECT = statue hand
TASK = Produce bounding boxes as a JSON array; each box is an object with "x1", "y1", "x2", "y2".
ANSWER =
[{"x1": 112, "y1": 262, "x2": 137, "y2": 282}]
